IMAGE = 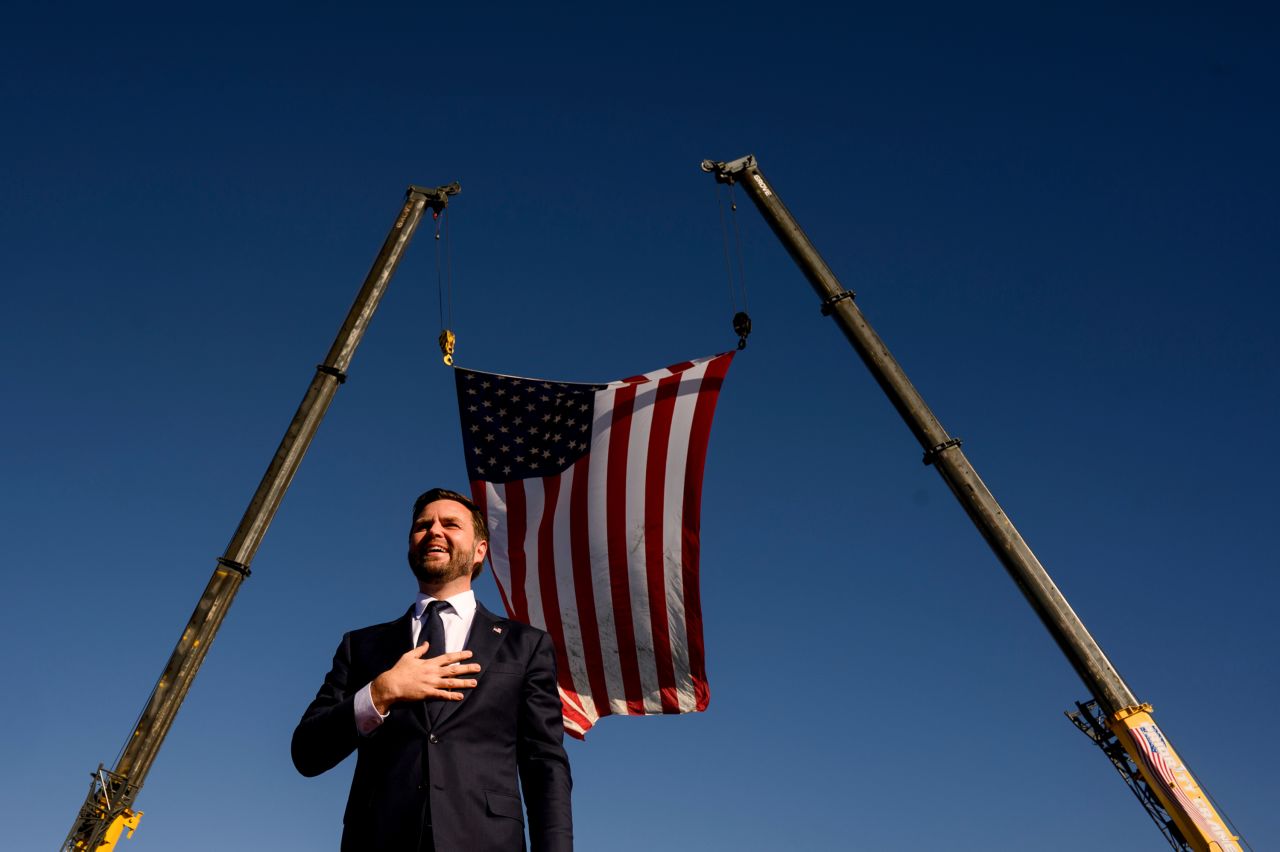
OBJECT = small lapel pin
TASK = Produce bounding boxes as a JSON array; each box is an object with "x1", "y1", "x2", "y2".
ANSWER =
[{"x1": 492, "y1": 625, "x2": 504, "y2": 634}]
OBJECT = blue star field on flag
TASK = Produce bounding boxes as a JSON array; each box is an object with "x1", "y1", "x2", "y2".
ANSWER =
[{"x1": 455, "y1": 368, "x2": 605, "y2": 484}]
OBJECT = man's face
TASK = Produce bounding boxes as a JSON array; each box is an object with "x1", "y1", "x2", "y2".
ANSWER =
[{"x1": 407, "y1": 499, "x2": 488, "y2": 587}]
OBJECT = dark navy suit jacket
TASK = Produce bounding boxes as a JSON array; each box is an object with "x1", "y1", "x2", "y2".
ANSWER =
[{"x1": 292, "y1": 601, "x2": 573, "y2": 852}]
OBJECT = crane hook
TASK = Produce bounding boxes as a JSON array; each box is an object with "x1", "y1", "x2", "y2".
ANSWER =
[{"x1": 438, "y1": 329, "x2": 456, "y2": 366}]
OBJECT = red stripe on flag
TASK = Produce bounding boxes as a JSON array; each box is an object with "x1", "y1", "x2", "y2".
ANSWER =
[
  {"x1": 681, "y1": 353, "x2": 733, "y2": 710},
  {"x1": 644, "y1": 374, "x2": 682, "y2": 713},
  {"x1": 535, "y1": 476, "x2": 576, "y2": 709},
  {"x1": 568, "y1": 455, "x2": 610, "y2": 721},
  {"x1": 505, "y1": 480, "x2": 530, "y2": 625},
  {"x1": 619, "y1": 360, "x2": 695, "y2": 384},
  {"x1": 560, "y1": 693, "x2": 592, "y2": 741},
  {"x1": 605, "y1": 384, "x2": 646, "y2": 714}
]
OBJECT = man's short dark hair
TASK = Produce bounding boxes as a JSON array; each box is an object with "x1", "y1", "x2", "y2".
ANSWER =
[{"x1": 411, "y1": 487, "x2": 489, "y2": 545}]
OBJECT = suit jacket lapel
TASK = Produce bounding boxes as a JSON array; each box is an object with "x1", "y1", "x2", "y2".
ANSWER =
[
  {"x1": 431, "y1": 601, "x2": 510, "y2": 729},
  {"x1": 375, "y1": 605, "x2": 416, "y2": 671}
]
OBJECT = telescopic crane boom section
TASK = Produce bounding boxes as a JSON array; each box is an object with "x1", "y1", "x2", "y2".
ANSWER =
[
  {"x1": 63, "y1": 182, "x2": 459, "y2": 851},
  {"x1": 700, "y1": 155, "x2": 1242, "y2": 852}
]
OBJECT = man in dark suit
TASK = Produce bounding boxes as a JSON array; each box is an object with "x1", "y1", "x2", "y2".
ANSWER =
[{"x1": 292, "y1": 488, "x2": 573, "y2": 852}]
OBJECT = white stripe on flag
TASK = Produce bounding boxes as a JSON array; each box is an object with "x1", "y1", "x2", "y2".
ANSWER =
[
  {"x1": 519, "y1": 479, "x2": 547, "y2": 631},
  {"x1": 624, "y1": 380, "x2": 662, "y2": 713},
  {"x1": 485, "y1": 483, "x2": 513, "y2": 607}
]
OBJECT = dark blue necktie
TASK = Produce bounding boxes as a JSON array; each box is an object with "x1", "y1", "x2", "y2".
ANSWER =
[
  {"x1": 419, "y1": 600, "x2": 450, "y2": 726},
  {"x1": 418, "y1": 600, "x2": 449, "y2": 658}
]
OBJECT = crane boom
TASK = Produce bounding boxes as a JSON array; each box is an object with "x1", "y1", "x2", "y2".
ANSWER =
[
  {"x1": 701, "y1": 154, "x2": 1241, "y2": 852},
  {"x1": 63, "y1": 182, "x2": 458, "y2": 851}
]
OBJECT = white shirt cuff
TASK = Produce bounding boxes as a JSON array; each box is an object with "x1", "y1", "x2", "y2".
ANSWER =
[{"x1": 354, "y1": 682, "x2": 389, "y2": 736}]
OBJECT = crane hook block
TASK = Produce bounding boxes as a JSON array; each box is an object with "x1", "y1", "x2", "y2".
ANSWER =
[
  {"x1": 439, "y1": 329, "x2": 456, "y2": 366},
  {"x1": 733, "y1": 311, "x2": 752, "y2": 350}
]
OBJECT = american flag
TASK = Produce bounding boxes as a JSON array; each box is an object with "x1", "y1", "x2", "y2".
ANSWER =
[{"x1": 454, "y1": 352, "x2": 734, "y2": 738}]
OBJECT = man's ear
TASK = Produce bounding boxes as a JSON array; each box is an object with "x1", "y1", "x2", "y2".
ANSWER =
[{"x1": 474, "y1": 538, "x2": 489, "y2": 567}]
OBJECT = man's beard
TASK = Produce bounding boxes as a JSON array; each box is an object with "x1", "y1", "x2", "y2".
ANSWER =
[{"x1": 408, "y1": 545, "x2": 476, "y2": 586}]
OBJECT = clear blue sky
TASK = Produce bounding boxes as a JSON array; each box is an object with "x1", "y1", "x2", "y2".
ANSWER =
[{"x1": 4, "y1": 5, "x2": 1277, "y2": 850}]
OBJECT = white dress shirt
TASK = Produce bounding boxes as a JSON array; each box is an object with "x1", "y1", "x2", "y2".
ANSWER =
[{"x1": 353, "y1": 589, "x2": 478, "y2": 735}]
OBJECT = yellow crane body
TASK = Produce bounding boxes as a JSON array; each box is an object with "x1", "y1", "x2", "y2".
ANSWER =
[{"x1": 1111, "y1": 705, "x2": 1240, "y2": 851}]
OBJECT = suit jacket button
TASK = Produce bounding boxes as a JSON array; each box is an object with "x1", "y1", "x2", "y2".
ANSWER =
[{"x1": 428, "y1": 734, "x2": 439, "y2": 744}]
